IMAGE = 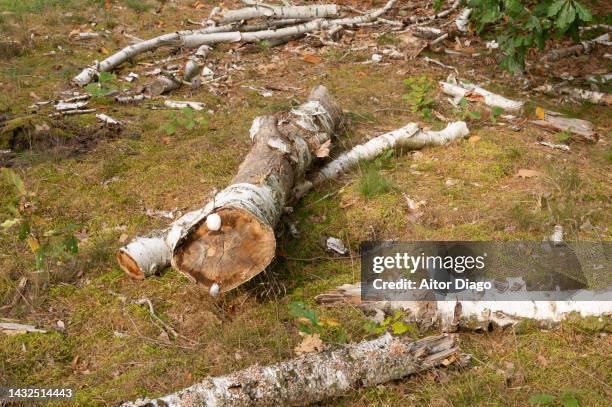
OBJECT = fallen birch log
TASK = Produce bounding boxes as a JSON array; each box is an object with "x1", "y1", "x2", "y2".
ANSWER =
[
  {"x1": 316, "y1": 283, "x2": 612, "y2": 331},
  {"x1": 119, "y1": 120, "x2": 468, "y2": 281},
  {"x1": 117, "y1": 86, "x2": 343, "y2": 291},
  {"x1": 122, "y1": 333, "x2": 465, "y2": 407},
  {"x1": 295, "y1": 121, "x2": 469, "y2": 199},
  {"x1": 544, "y1": 33, "x2": 610, "y2": 62},
  {"x1": 215, "y1": 4, "x2": 339, "y2": 24},
  {"x1": 439, "y1": 81, "x2": 524, "y2": 112},
  {"x1": 530, "y1": 110, "x2": 597, "y2": 143},
  {"x1": 535, "y1": 84, "x2": 612, "y2": 106}
]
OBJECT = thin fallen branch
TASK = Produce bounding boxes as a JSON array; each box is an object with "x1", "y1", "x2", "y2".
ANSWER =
[
  {"x1": 544, "y1": 33, "x2": 610, "y2": 62},
  {"x1": 122, "y1": 333, "x2": 465, "y2": 407},
  {"x1": 316, "y1": 283, "x2": 612, "y2": 331},
  {"x1": 1, "y1": 321, "x2": 47, "y2": 335},
  {"x1": 535, "y1": 84, "x2": 612, "y2": 106},
  {"x1": 215, "y1": 4, "x2": 339, "y2": 24},
  {"x1": 73, "y1": 1, "x2": 398, "y2": 86},
  {"x1": 439, "y1": 80, "x2": 524, "y2": 112},
  {"x1": 295, "y1": 121, "x2": 469, "y2": 199}
]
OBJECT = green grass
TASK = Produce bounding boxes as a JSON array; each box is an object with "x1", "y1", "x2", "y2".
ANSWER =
[{"x1": 125, "y1": 0, "x2": 154, "y2": 13}]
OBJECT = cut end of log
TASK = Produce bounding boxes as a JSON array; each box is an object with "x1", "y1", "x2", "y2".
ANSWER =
[
  {"x1": 117, "y1": 249, "x2": 145, "y2": 280},
  {"x1": 172, "y1": 207, "x2": 276, "y2": 292}
]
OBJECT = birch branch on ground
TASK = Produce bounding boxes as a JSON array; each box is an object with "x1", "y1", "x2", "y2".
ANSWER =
[
  {"x1": 122, "y1": 333, "x2": 464, "y2": 407},
  {"x1": 117, "y1": 86, "x2": 343, "y2": 292},
  {"x1": 215, "y1": 4, "x2": 339, "y2": 24},
  {"x1": 439, "y1": 81, "x2": 524, "y2": 112},
  {"x1": 73, "y1": 1, "x2": 398, "y2": 86},
  {"x1": 316, "y1": 283, "x2": 612, "y2": 331},
  {"x1": 530, "y1": 110, "x2": 597, "y2": 143},
  {"x1": 544, "y1": 33, "x2": 610, "y2": 62},
  {"x1": 535, "y1": 84, "x2": 612, "y2": 106},
  {"x1": 295, "y1": 121, "x2": 469, "y2": 199}
]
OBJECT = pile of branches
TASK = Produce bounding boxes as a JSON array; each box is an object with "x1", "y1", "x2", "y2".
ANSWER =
[{"x1": 72, "y1": 0, "x2": 477, "y2": 95}]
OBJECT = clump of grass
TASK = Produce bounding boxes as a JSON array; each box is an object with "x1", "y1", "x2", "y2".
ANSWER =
[
  {"x1": 125, "y1": 0, "x2": 153, "y2": 12},
  {"x1": 376, "y1": 33, "x2": 398, "y2": 46},
  {"x1": 358, "y1": 150, "x2": 396, "y2": 197}
]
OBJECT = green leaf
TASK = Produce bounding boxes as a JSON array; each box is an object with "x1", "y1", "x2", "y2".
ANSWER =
[
  {"x1": 491, "y1": 106, "x2": 504, "y2": 116},
  {"x1": 391, "y1": 321, "x2": 411, "y2": 335},
  {"x1": 528, "y1": 394, "x2": 556, "y2": 405},
  {"x1": 556, "y1": 3, "x2": 576, "y2": 31},
  {"x1": 468, "y1": 111, "x2": 482, "y2": 120},
  {"x1": 548, "y1": 0, "x2": 566, "y2": 17},
  {"x1": 573, "y1": 1, "x2": 592, "y2": 22},
  {"x1": 18, "y1": 221, "x2": 30, "y2": 241},
  {"x1": 64, "y1": 235, "x2": 79, "y2": 254},
  {"x1": 562, "y1": 397, "x2": 579, "y2": 407},
  {"x1": 98, "y1": 71, "x2": 116, "y2": 83}
]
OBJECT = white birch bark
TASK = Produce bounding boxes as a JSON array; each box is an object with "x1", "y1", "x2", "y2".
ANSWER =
[
  {"x1": 317, "y1": 283, "x2": 612, "y2": 331},
  {"x1": 455, "y1": 8, "x2": 472, "y2": 32},
  {"x1": 439, "y1": 81, "x2": 524, "y2": 112},
  {"x1": 117, "y1": 87, "x2": 342, "y2": 286},
  {"x1": 216, "y1": 5, "x2": 339, "y2": 24},
  {"x1": 121, "y1": 333, "x2": 462, "y2": 407}
]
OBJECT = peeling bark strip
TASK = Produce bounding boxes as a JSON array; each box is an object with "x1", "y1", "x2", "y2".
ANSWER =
[
  {"x1": 122, "y1": 334, "x2": 464, "y2": 407},
  {"x1": 295, "y1": 121, "x2": 469, "y2": 198},
  {"x1": 316, "y1": 283, "x2": 612, "y2": 331},
  {"x1": 216, "y1": 5, "x2": 339, "y2": 24},
  {"x1": 117, "y1": 87, "x2": 343, "y2": 287}
]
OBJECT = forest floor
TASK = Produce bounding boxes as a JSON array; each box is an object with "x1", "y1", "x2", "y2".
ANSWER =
[{"x1": 0, "y1": 1, "x2": 611, "y2": 406}]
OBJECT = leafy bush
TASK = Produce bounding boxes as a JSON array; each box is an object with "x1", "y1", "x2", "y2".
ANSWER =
[{"x1": 468, "y1": 0, "x2": 594, "y2": 73}]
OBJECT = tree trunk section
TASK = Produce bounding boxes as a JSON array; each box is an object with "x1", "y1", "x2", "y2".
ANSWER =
[
  {"x1": 117, "y1": 86, "x2": 343, "y2": 289},
  {"x1": 121, "y1": 333, "x2": 464, "y2": 407}
]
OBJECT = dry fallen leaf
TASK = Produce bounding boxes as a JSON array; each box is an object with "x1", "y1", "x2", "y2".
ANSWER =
[
  {"x1": 315, "y1": 140, "x2": 331, "y2": 158},
  {"x1": 535, "y1": 106, "x2": 546, "y2": 120},
  {"x1": 516, "y1": 169, "x2": 542, "y2": 178},
  {"x1": 294, "y1": 332, "x2": 324, "y2": 355},
  {"x1": 302, "y1": 53, "x2": 322, "y2": 64}
]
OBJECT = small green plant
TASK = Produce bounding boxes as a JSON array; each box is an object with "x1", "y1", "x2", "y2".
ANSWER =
[
  {"x1": 364, "y1": 310, "x2": 415, "y2": 336},
  {"x1": 288, "y1": 301, "x2": 346, "y2": 342},
  {"x1": 1, "y1": 168, "x2": 78, "y2": 270},
  {"x1": 84, "y1": 71, "x2": 117, "y2": 97},
  {"x1": 490, "y1": 106, "x2": 504, "y2": 123},
  {"x1": 528, "y1": 390, "x2": 580, "y2": 406},
  {"x1": 555, "y1": 129, "x2": 572, "y2": 143},
  {"x1": 403, "y1": 75, "x2": 436, "y2": 118},
  {"x1": 468, "y1": 0, "x2": 594, "y2": 74},
  {"x1": 454, "y1": 97, "x2": 482, "y2": 121},
  {"x1": 358, "y1": 150, "x2": 395, "y2": 198},
  {"x1": 159, "y1": 107, "x2": 206, "y2": 136}
]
